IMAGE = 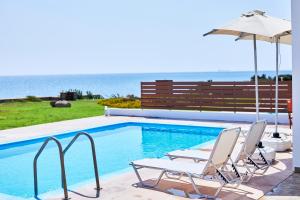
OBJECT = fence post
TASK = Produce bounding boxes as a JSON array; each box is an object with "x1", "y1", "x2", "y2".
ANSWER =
[
  {"x1": 140, "y1": 82, "x2": 144, "y2": 108},
  {"x1": 233, "y1": 82, "x2": 236, "y2": 113},
  {"x1": 198, "y1": 82, "x2": 202, "y2": 111}
]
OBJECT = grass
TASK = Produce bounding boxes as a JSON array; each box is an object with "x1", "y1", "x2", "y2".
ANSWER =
[{"x1": 0, "y1": 100, "x2": 104, "y2": 130}]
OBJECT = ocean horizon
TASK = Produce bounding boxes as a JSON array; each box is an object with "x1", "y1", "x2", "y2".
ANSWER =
[{"x1": 0, "y1": 70, "x2": 291, "y2": 99}]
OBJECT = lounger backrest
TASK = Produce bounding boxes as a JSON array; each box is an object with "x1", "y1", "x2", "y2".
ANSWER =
[
  {"x1": 207, "y1": 127, "x2": 241, "y2": 168},
  {"x1": 242, "y1": 120, "x2": 267, "y2": 156}
]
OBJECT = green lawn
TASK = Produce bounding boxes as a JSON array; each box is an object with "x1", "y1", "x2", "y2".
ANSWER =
[{"x1": 0, "y1": 100, "x2": 104, "y2": 130}]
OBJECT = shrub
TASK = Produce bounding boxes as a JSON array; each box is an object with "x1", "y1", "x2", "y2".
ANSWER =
[
  {"x1": 93, "y1": 94, "x2": 104, "y2": 99},
  {"x1": 85, "y1": 91, "x2": 104, "y2": 99},
  {"x1": 250, "y1": 74, "x2": 292, "y2": 81},
  {"x1": 50, "y1": 101, "x2": 56, "y2": 107},
  {"x1": 97, "y1": 97, "x2": 141, "y2": 108},
  {"x1": 10, "y1": 99, "x2": 26, "y2": 103},
  {"x1": 26, "y1": 96, "x2": 42, "y2": 102},
  {"x1": 126, "y1": 94, "x2": 139, "y2": 100},
  {"x1": 67, "y1": 89, "x2": 83, "y2": 99},
  {"x1": 278, "y1": 74, "x2": 292, "y2": 81},
  {"x1": 86, "y1": 91, "x2": 94, "y2": 99},
  {"x1": 60, "y1": 91, "x2": 77, "y2": 101},
  {"x1": 111, "y1": 94, "x2": 121, "y2": 98},
  {"x1": 250, "y1": 74, "x2": 270, "y2": 81}
]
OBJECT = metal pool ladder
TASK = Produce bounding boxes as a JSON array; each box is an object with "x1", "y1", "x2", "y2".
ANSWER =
[
  {"x1": 33, "y1": 132, "x2": 101, "y2": 200},
  {"x1": 63, "y1": 132, "x2": 101, "y2": 191}
]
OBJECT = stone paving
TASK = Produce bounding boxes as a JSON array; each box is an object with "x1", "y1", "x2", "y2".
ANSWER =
[
  {"x1": 261, "y1": 173, "x2": 300, "y2": 200},
  {"x1": 44, "y1": 150, "x2": 293, "y2": 200}
]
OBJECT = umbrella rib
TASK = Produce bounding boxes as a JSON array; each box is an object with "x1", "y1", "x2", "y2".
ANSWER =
[{"x1": 203, "y1": 29, "x2": 217, "y2": 37}]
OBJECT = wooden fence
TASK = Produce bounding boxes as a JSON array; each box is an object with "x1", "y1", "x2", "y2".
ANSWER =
[{"x1": 141, "y1": 80, "x2": 292, "y2": 113}]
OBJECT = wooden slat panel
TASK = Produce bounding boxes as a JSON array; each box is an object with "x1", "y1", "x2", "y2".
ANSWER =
[
  {"x1": 141, "y1": 98, "x2": 289, "y2": 105},
  {"x1": 141, "y1": 80, "x2": 292, "y2": 113}
]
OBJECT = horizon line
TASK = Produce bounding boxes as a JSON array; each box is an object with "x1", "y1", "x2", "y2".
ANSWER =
[{"x1": 0, "y1": 70, "x2": 292, "y2": 77}]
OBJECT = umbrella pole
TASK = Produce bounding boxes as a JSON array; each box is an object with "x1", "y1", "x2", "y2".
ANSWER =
[
  {"x1": 253, "y1": 34, "x2": 259, "y2": 121},
  {"x1": 273, "y1": 37, "x2": 281, "y2": 138}
]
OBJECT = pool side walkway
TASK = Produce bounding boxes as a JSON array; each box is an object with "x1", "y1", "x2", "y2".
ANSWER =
[
  {"x1": 260, "y1": 173, "x2": 300, "y2": 200},
  {"x1": 44, "y1": 151, "x2": 292, "y2": 200},
  {"x1": 0, "y1": 116, "x2": 295, "y2": 200}
]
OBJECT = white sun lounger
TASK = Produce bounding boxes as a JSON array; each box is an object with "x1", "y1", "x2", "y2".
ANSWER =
[
  {"x1": 130, "y1": 127, "x2": 241, "y2": 198},
  {"x1": 166, "y1": 120, "x2": 270, "y2": 182}
]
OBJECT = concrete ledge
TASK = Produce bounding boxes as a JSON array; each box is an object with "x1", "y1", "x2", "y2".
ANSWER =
[
  {"x1": 295, "y1": 167, "x2": 300, "y2": 173},
  {"x1": 106, "y1": 108, "x2": 289, "y2": 124}
]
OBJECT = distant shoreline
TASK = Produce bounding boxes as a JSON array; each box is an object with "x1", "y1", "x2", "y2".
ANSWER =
[{"x1": 0, "y1": 71, "x2": 292, "y2": 99}]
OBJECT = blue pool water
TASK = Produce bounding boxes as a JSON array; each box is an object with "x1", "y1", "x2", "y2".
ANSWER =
[{"x1": 0, "y1": 122, "x2": 222, "y2": 198}]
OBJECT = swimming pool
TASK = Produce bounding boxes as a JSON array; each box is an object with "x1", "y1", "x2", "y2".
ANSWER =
[{"x1": 0, "y1": 122, "x2": 222, "y2": 199}]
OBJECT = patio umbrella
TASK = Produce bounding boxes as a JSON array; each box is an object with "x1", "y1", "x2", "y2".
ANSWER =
[
  {"x1": 204, "y1": 10, "x2": 291, "y2": 124},
  {"x1": 237, "y1": 23, "x2": 291, "y2": 138}
]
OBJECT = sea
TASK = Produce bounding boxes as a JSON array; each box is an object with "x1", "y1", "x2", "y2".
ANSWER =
[{"x1": 0, "y1": 71, "x2": 291, "y2": 99}]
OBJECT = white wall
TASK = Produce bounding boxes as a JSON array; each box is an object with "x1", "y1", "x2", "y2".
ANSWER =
[
  {"x1": 292, "y1": 0, "x2": 300, "y2": 170},
  {"x1": 106, "y1": 108, "x2": 289, "y2": 124}
]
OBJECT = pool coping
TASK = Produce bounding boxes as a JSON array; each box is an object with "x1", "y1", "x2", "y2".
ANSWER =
[
  {"x1": 0, "y1": 116, "x2": 234, "y2": 145},
  {"x1": 0, "y1": 121, "x2": 223, "y2": 148}
]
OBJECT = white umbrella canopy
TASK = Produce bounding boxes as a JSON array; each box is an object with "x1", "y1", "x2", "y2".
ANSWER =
[
  {"x1": 205, "y1": 10, "x2": 291, "y2": 43},
  {"x1": 238, "y1": 31, "x2": 291, "y2": 44},
  {"x1": 204, "y1": 10, "x2": 291, "y2": 128}
]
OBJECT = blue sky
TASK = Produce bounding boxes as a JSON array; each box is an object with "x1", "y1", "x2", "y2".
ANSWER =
[{"x1": 0, "y1": 0, "x2": 291, "y2": 75}]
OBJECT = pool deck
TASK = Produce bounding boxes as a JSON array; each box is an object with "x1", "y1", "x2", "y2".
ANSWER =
[
  {"x1": 0, "y1": 116, "x2": 295, "y2": 200},
  {"x1": 261, "y1": 173, "x2": 300, "y2": 200}
]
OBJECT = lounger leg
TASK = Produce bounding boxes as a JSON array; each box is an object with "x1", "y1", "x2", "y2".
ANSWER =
[
  {"x1": 245, "y1": 154, "x2": 270, "y2": 178},
  {"x1": 257, "y1": 150, "x2": 271, "y2": 174},
  {"x1": 228, "y1": 162, "x2": 243, "y2": 187},
  {"x1": 241, "y1": 159, "x2": 256, "y2": 182},
  {"x1": 221, "y1": 165, "x2": 234, "y2": 180},
  {"x1": 131, "y1": 164, "x2": 165, "y2": 188},
  {"x1": 188, "y1": 173, "x2": 225, "y2": 199},
  {"x1": 187, "y1": 174, "x2": 202, "y2": 195},
  {"x1": 214, "y1": 180, "x2": 225, "y2": 199}
]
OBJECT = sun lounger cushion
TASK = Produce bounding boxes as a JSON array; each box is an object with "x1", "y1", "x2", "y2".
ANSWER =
[{"x1": 132, "y1": 158, "x2": 206, "y2": 175}]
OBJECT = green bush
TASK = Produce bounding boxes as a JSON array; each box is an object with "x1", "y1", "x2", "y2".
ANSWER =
[
  {"x1": 278, "y1": 74, "x2": 292, "y2": 81},
  {"x1": 93, "y1": 94, "x2": 104, "y2": 99},
  {"x1": 67, "y1": 89, "x2": 83, "y2": 99},
  {"x1": 26, "y1": 96, "x2": 42, "y2": 102},
  {"x1": 250, "y1": 74, "x2": 270, "y2": 81},
  {"x1": 10, "y1": 99, "x2": 26, "y2": 103},
  {"x1": 86, "y1": 91, "x2": 94, "y2": 99},
  {"x1": 111, "y1": 94, "x2": 121, "y2": 98},
  {"x1": 85, "y1": 91, "x2": 104, "y2": 99},
  {"x1": 126, "y1": 94, "x2": 139, "y2": 100},
  {"x1": 97, "y1": 97, "x2": 141, "y2": 108},
  {"x1": 250, "y1": 74, "x2": 292, "y2": 81}
]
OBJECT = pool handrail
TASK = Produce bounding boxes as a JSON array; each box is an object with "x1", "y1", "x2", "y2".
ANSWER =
[
  {"x1": 33, "y1": 137, "x2": 68, "y2": 200},
  {"x1": 63, "y1": 132, "x2": 101, "y2": 191}
]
